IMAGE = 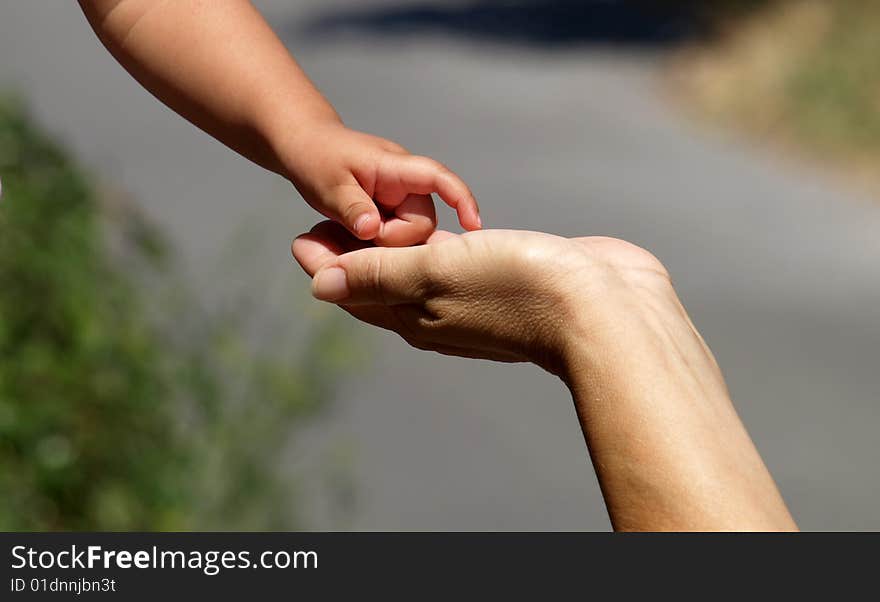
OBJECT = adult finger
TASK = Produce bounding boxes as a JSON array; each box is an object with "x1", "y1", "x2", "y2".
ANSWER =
[
  {"x1": 292, "y1": 221, "x2": 369, "y2": 277},
  {"x1": 312, "y1": 244, "x2": 432, "y2": 305},
  {"x1": 426, "y1": 229, "x2": 457, "y2": 244}
]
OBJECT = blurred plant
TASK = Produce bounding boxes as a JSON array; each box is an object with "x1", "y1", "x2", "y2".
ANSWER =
[
  {"x1": 673, "y1": 0, "x2": 880, "y2": 181},
  {"x1": 0, "y1": 97, "x2": 358, "y2": 530}
]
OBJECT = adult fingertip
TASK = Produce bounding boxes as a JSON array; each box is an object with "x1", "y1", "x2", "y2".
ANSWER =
[
  {"x1": 291, "y1": 234, "x2": 333, "y2": 276},
  {"x1": 312, "y1": 266, "x2": 350, "y2": 302},
  {"x1": 291, "y1": 234, "x2": 307, "y2": 261}
]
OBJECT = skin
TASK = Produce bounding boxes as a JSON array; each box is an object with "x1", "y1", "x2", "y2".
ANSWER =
[
  {"x1": 78, "y1": 0, "x2": 481, "y2": 246},
  {"x1": 292, "y1": 223, "x2": 798, "y2": 532},
  {"x1": 77, "y1": 0, "x2": 794, "y2": 531}
]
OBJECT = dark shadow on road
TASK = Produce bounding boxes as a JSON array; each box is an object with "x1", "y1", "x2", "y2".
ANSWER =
[{"x1": 297, "y1": 0, "x2": 706, "y2": 48}]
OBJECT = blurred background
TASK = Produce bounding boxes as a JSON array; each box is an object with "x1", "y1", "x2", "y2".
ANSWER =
[{"x1": 1, "y1": 0, "x2": 879, "y2": 530}]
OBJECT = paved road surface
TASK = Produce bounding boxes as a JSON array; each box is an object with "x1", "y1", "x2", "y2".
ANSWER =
[{"x1": 2, "y1": 1, "x2": 879, "y2": 530}]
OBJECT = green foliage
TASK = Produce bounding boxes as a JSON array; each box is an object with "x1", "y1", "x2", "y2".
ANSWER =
[
  {"x1": 785, "y1": 1, "x2": 880, "y2": 153},
  {"x1": 677, "y1": 0, "x2": 880, "y2": 163},
  {"x1": 0, "y1": 97, "x2": 356, "y2": 530}
]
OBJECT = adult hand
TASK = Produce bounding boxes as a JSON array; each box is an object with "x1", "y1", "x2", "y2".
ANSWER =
[
  {"x1": 291, "y1": 222, "x2": 671, "y2": 374},
  {"x1": 291, "y1": 223, "x2": 796, "y2": 531}
]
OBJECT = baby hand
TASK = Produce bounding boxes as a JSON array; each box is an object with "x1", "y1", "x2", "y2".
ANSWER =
[{"x1": 282, "y1": 122, "x2": 480, "y2": 247}]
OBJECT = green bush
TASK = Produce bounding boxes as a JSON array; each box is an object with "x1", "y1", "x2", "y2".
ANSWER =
[
  {"x1": 0, "y1": 97, "x2": 354, "y2": 530},
  {"x1": 784, "y1": 0, "x2": 880, "y2": 153},
  {"x1": 675, "y1": 0, "x2": 880, "y2": 172}
]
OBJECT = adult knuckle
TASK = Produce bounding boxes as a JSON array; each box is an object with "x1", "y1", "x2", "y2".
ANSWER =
[
  {"x1": 364, "y1": 251, "x2": 386, "y2": 302},
  {"x1": 417, "y1": 248, "x2": 447, "y2": 292}
]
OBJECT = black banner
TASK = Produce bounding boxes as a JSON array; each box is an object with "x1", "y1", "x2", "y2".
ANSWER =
[{"x1": 0, "y1": 533, "x2": 872, "y2": 598}]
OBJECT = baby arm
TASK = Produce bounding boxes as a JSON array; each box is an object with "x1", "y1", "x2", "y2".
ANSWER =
[{"x1": 79, "y1": 0, "x2": 480, "y2": 246}]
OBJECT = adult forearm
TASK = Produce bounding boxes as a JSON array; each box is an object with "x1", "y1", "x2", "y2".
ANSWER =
[
  {"x1": 79, "y1": 0, "x2": 339, "y2": 176},
  {"x1": 561, "y1": 284, "x2": 797, "y2": 531}
]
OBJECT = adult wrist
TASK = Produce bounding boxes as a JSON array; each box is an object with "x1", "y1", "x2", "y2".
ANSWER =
[{"x1": 552, "y1": 274, "x2": 682, "y2": 388}]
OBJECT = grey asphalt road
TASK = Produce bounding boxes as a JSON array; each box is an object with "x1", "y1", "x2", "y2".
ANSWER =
[{"x1": 2, "y1": 1, "x2": 879, "y2": 530}]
